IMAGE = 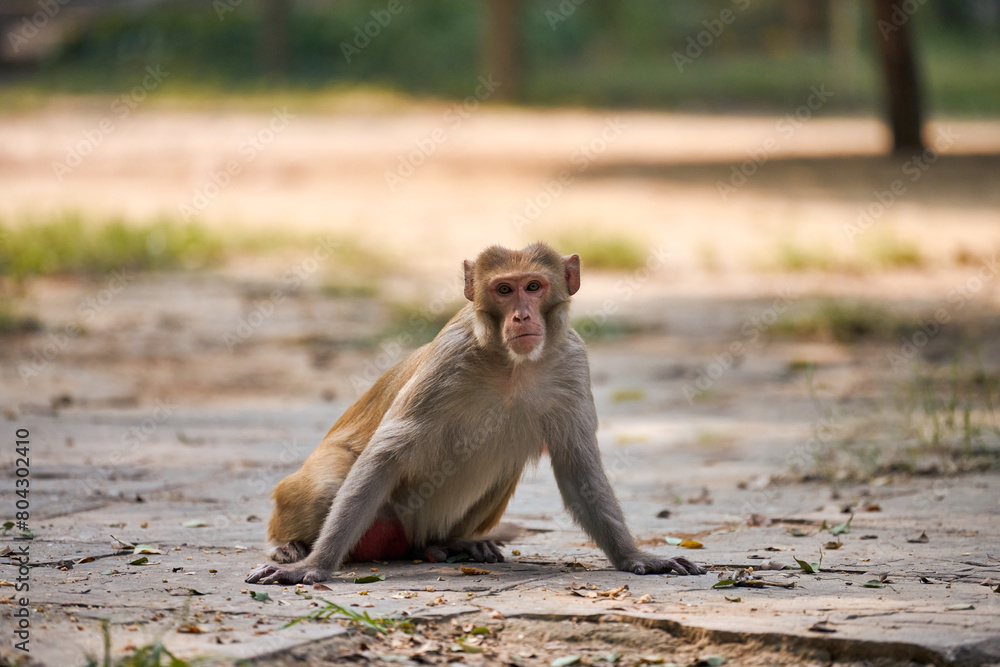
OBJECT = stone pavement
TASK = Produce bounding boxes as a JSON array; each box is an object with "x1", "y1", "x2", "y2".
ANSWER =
[{"x1": 1, "y1": 401, "x2": 998, "y2": 666}]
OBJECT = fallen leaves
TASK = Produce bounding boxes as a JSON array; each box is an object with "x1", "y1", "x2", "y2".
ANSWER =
[
  {"x1": 664, "y1": 536, "x2": 704, "y2": 549},
  {"x1": 808, "y1": 620, "x2": 837, "y2": 633},
  {"x1": 907, "y1": 531, "x2": 930, "y2": 544},
  {"x1": 567, "y1": 582, "x2": 631, "y2": 601},
  {"x1": 460, "y1": 565, "x2": 491, "y2": 576},
  {"x1": 830, "y1": 514, "x2": 853, "y2": 536}
]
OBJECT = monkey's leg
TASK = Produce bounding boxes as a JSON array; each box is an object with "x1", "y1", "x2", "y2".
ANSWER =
[{"x1": 423, "y1": 538, "x2": 504, "y2": 564}]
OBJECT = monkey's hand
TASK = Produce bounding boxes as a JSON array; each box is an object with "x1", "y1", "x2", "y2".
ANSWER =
[
  {"x1": 616, "y1": 552, "x2": 707, "y2": 576},
  {"x1": 424, "y1": 538, "x2": 505, "y2": 564},
  {"x1": 245, "y1": 561, "x2": 329, "y2": 585}
]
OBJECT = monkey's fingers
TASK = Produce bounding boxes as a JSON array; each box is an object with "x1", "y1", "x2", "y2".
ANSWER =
[
  {"x1": 668, "y1": 556, "x2": 707, "y2": 576},
  {"x1": 463, "y1": 539, "x2": 504, "y2": 563},
  {"x1": 254, "y1": 564, "x2": 328, "y2": 585},
  {"x1": 245, "y1": 564, "x2": 279, "y2": 584}
]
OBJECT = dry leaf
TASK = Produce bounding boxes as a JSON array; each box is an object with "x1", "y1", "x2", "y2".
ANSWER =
[
  {"x1": 907, "y1": 531, "x2": 929, "y2": 544},
  {"x1": 809, "y1": 620, "x2": 836, "y2": 633},
  {"x1": 460, "y1": 565, "x2": 491, "y2": 576}
]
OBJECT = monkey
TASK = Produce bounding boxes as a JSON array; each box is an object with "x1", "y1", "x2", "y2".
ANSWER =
[{"x1": 246, "y1": 242, "x2": 706, "y2": 585}]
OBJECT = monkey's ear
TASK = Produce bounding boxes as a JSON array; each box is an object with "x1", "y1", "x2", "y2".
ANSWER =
[
  {"x1": 463, "y1": 260, "x2": 476, "y2": 301},
  {"x1": 563, "y1": 254, "x2": 581, "y2": 295}
]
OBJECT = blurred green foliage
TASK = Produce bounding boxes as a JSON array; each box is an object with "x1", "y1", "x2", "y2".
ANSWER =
[
  {"x1": 10, "y1": 0, "x2": 1000, "y2": 114},
  {"x1": 0, "y1": 215, "x2": 224, "y2": 280}
]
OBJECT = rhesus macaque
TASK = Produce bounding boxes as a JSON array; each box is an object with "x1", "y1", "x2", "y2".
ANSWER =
[{"x1": 247, "y1": 243, "x2": 706, "y2": 585}]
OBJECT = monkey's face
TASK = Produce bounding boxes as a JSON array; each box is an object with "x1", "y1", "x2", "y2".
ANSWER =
[{"x1": 487, "y1": 272, "x2": 550, "y2": 357}]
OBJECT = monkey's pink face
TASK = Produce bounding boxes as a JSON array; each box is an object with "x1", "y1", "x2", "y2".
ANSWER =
[{"x1": 488, "y1": 273, "x2": 550, "y2": 356}]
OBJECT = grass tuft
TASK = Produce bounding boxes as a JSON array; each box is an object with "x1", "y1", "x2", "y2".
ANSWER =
[
  {"x1": 769, "y1": 232, "x2": 924, "y2": 274},
  {"x1": 858, "y1": 233, "x2": 924, "y2": 270},
  {"x1": 83, "y1": 618, "x2": 194, "y2": 667},
  {"x1": 770, "y1": 299, "x2": 914, "y2": 344},
  {"x1": 807, "y1": 361, "x2": 1000, "y2": 483},
  {"x1": 0, "y1": 300, "x2": 42, "y2": 335},
  {"x1": 553, "y1": 232, "x2": 647, "y2": 272},
  {"x1": 284, "y1": 596, "x2": 413, "y2": 634},
  {"x1": 0, "y1": 215, "x2": 224, "y2": 280}
]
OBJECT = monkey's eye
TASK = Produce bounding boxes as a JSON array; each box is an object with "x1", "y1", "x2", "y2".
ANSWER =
[
  {"x1": 526, "y1": 281, "x2": 541, "y2": 292},
  {"x1": 497, "y1": 284, "x2": 513, "y2": 295}
]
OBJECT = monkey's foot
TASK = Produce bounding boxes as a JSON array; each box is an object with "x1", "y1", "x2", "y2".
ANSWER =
[
  {"x1": 245, "y1": 562, "x2": 328, "y2": 585},
  {"x1": 617, "y1": 553, "x2": 707, "y2": 576},
  {"x1": 268, "y1": 540, "x2": 309, "y2": 564},
  {"x1": 424, "y1": 538, "x2": 504, "y2": 564}
]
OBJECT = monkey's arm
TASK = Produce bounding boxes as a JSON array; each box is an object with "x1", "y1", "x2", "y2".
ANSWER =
[
  {"x1": 546, "y1": 400, "x2": 706, "y2": 576},
  {"x1": 246, "y1": 423, "x2": 408, "y2": 585}
]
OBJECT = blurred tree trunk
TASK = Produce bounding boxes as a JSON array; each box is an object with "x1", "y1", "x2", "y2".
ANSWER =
[
  {"x1": 872, "y1": 0, "x2": 925, "y2": 153},
  {"x1": 260, "y1": 0, "x2": 291, "y2": 79},
  {"x1": 482, "y1": 0, "x2": 521, "y2": 101}
]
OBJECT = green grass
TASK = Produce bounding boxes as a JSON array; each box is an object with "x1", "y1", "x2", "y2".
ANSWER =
[
  {"x1": 379, "y1": 301, "x2": 461, "y2": 347},
  {"x1": 0, "y1": 214, "x2": 380, "y2": 284},
  {"x1": 770, "y1": 232, "x2": 925, "y2": 274},
  {"x1": 808, "y1": 361, "x2": 1000, "y2": 483},
  {"x1": 0, "y1": 300, "x2": 41, "y2": 334},
  {"x1": 572, "y1": 316, "x2": 651, "y2": 343},
  {"x1": 772, "y1": 241, "x2": 844, "y2": 273},
  {"x1": 83, "y1": 619, "x2": 196, "y2": 667},
  {"x1": 611, "y1": 388, "x2": 646, "y2": 403},
  {"x1": 858, "y1": 233, "x2": 924, "y2": 270},
  {"x1": 770, "y1": 299, "x2": 915, "y2": 344},
  {"x1": 284, "y1": 596, "x2": 413, "y2": 634},
  {"x1": 321, "y1": 279, "x2": 381, "y2": 299},
  {"x1": 0, "y1": 215, "x2": 225, "y2": 280},
  {"x1": 555, "y1": 233, "x2": 648, "y2": 272}
]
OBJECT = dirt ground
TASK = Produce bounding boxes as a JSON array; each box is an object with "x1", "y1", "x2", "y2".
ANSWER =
[{"x1": 1, "y1": 103, "x2": 999, "y2": 666}]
